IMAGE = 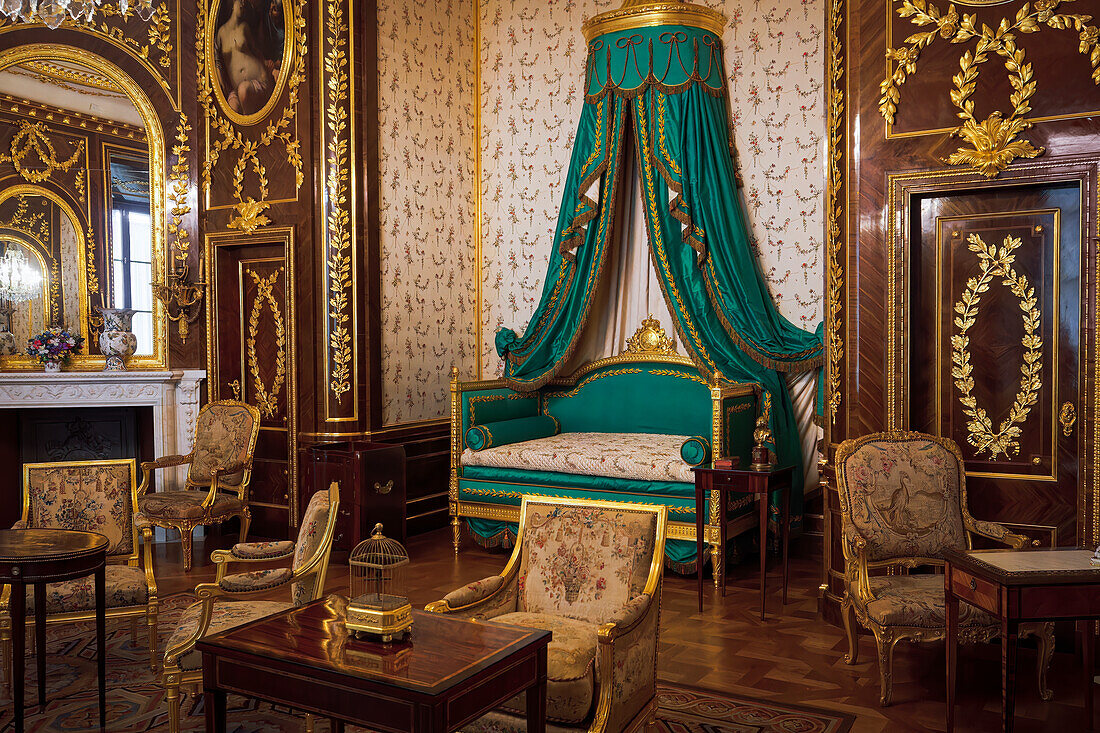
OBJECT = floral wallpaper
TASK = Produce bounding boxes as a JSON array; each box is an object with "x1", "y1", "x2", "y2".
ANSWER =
[
  {"x1": 378, "y1": 0, "x2": 479, "y2": 425},
  {"x1": 478, "y1": 0, "x2": 826, "y2": 376}
]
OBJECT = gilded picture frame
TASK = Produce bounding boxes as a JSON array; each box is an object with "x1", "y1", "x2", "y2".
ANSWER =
[{"x1": 204, "y1": 0, "x2": 296, "y2": 127}]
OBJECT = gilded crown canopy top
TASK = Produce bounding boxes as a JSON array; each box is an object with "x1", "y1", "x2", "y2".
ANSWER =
[{"x1": 582, "y1": 0, "x2": 727, "y2": 42}]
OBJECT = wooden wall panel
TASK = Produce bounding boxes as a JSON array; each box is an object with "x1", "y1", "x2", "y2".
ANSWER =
[{"x1": 824, "y1": 0, "x2": 1100, "y2": 621}]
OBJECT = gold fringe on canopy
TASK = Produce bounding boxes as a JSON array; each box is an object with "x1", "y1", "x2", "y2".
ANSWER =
[{"x1": 582, "y1": 0, "x2": 727, "y2": 43}]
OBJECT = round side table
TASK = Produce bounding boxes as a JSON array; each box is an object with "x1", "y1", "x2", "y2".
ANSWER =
[{"x1": 0, "y1": 528, "x2": 109, "y2": 733}]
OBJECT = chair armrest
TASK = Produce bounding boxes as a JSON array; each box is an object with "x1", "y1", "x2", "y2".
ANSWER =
[
  {"x1": 201, "y1": 461, "x2": 250, "y2": 507},
  {"x1": 965, "y1": 516, "x2": 1036, "y2": 550},
  {"x1": 10, "y1": 519, "x2": 26, "y2": 530},
  {"x1": 593, "y1": 588, "x2": 661, "y2": 731},
  {"x1": 425, "y1": 571, "x2": 518, "y2": 620},
  {"x1": 217, "y1": 567, "x2": 293, "y2": 593},
  {"x1": 210, "y1": 541, "x2": 296, "y2": 581},
  {"x1": 137, "y1": 454, "x2": 193, "y2": 496},
  {"x1": 841, "y1": 522, "x2": 876, "y2": 603}
]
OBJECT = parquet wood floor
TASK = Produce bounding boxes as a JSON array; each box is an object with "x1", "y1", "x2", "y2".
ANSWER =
[{"x1": 151, "y1": 529, "x2": 1096, "y2": 733}]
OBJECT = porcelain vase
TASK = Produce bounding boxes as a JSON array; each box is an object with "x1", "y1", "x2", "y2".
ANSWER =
[
  {"x1": 97, "y1": 307, "x2": 138, "y2": 372},
  {"x1": 43, "y1": 360, "x2": 61, "y2": 373}
]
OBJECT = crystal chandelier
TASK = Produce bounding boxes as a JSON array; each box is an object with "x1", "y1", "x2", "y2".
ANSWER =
[
  {"x1": 0, "y1": 0, "x2": 156, "y2": 29},
  {"x1": 0, "y1": 247, "x2": 41, "y2": 305}
]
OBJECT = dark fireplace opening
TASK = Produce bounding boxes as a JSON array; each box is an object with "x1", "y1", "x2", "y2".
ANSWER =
[{"x1": 0, "y1": 406, "x2": 154, "y2": 526}]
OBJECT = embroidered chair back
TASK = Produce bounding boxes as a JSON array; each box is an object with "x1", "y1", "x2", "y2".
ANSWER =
[
  {"x1": 515, "y1": 498, "x2": 662, "y2": 625},
  {"x1": 22, "y1": 459, "x2": 138, "y2": 562},
  {"x1": 186, "y1": 400, "x2": 260, "y2": 489},
  {"x1": 835, "y1": 431, "x2": 968, "y2": 563},
  {"x1": 290, "y1": 481, "x2": 340, "y2": 606}
]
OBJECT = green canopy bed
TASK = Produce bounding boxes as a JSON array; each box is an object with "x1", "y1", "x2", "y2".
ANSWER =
[{"x1": 454, "y1": 0, "x2": 823, "y2": 573}]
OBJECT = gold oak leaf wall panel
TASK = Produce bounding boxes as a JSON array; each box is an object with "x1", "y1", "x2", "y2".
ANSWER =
[
  {"x1": 0, "y1": 6, "x2": 204, "y2": 369},
  {"x1": 824, "y1": 0, "x2": 1100, "y2": 622},
  {"x1": 477, "y1": 0, "x2": 827, "y2": 378}
]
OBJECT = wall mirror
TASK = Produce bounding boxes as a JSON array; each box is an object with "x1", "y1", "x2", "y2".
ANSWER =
[{"x1": 0, "y1": 48, "x2": 167, "y2": 370}]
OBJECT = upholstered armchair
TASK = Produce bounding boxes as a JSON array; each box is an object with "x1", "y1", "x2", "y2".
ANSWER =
[
  {"x1": 161, "y1": 480, "x2": 340, "y2": 733},
  {"x1": 427, "y1": 497, "x2": 667, "y2": 732},
  {"x1": 836, "y1": 431, "x2": 1055, "y2": 706},
  {"x1": 137, "y1": 399, "x2": 261, "y2": 571},
  {"x1": 1, "y1": 459, "x2": 159, "y2": 687}
]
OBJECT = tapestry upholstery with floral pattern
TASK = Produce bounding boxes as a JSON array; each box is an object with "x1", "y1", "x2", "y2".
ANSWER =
[
  {"x1": 187, "y1": 403, "x2": 258, "y2": 487},
  {"x1": 837, "y1": 437, "x2": 968, "y2": 562},
  {"x1": 291, "y1": 489, "x2": 333, "y2": 606},
  {"x1": 517, "y1": 503, "x2": 657, "y2": 624},
  {"x1": 25, "y1": 462, "x2": 135, "y2": 557}
]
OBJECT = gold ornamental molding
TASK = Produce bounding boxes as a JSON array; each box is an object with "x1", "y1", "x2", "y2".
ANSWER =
[
  {"x1": 321, "y1": 0, "x2": 356, "y2": 418},
  {"x1": 582, "y1": 0, "x2": 726, "y2": 42},
  {"x1": 246, "y1": 267, "x2": 287, "y2": 419},
  {"x1": 0, "y1": 121, "x2": 85, "y2": 184},
  {"x1": 625, "y1": 315, "x2": 677, "y2": 355},
  {"x1": 20, "y1": 60, "x2": 125, "y2": 95},
  {"x1": 826, "y1": 0, "x2": 846, "y2": 427},
  {"x1": 951, "y1": 233, "x2": 1043, "y2": 459},
  {"x1": 880, "y1": 0, "x2": 1100, "y2": 178}
]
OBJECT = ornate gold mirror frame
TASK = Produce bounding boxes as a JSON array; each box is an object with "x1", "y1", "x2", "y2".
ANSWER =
[{"x1": 0, "y1": 44, "x2": 168, "y2": 370}]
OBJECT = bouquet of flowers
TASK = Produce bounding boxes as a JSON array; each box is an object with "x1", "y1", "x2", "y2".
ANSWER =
[{"x1": 27, "y1": 327, "x2": 84, "y2": 366}]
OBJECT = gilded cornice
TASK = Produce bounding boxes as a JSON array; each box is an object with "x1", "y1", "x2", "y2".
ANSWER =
[{"x1": 582, "y1": 1, "x2": 726, "y2": 42}]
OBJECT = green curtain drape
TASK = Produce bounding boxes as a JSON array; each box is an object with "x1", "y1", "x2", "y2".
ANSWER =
[{"x1": 495, "y1": 23, "x2": 823, "y2": 535}]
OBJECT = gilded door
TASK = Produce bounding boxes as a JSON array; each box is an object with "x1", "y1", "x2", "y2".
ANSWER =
[{"x1": 910, "y1": 183, "x2": 1081, "y2": 545}]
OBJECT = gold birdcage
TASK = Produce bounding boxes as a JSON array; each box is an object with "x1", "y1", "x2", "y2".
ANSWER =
[{"x1": 346, "y1": 523, "x2": 412, "y2": 642}]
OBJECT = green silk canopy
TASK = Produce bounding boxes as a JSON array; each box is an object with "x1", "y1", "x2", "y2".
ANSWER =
[{"x1": 494, "y1": 1, "x2": 823, "y2": 527}]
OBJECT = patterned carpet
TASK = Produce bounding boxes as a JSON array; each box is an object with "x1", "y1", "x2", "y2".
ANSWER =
[{"x1": 0, "y1": 595, "x2": 853, "y2": 732}]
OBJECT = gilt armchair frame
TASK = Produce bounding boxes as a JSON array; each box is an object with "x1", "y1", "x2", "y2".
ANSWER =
[
  {"x1": 1, "y1": 459, "x2": 159, "y2": 688},
  {"x1": 161, "y1": 480, "x2": 340, "y2": 733},
  {"x1": 427, "y1": 495, "x2": 668, "y2": 733},
  {"x1": 137, "y1": 399, "x2": 261, "y2": 571},
  {"x1": 836, "y1": 431, "x2": 1054, "y2": 706}
]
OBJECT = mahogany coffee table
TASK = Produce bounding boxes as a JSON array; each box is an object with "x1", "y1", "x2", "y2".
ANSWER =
[
  {"x1": 0, "y1": 528, "x2": 109, "y2": 733},
  {"x1": 197, "y1": 596, "x2": 550, "y2": 732}
]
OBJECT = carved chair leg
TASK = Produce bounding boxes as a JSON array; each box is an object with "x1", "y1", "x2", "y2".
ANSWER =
[
  {"x1": 239, "y1": 508, "x2": 252, "y2": 544},
  {"x1": 165, "y1": 674, "x2": 182, "y2": 733},
  {"x1": 1036, "y1": 621, "x2": 1055, "y2": 702},
  {"x1": 180, "y1": 526, "x2": 194, "y2": 573},
  {"x1": 451, "y1": 517, "x2": 461, "y2": 555},
  {"x1": 875, "y1": 632, "x2": 897, "y2": 707},
  {"x1": 147, "y1": 604, "x2": 159, "y2": 672},
  {"x1": 842, "y1": 599, "x2": 859, "y2": 665}
]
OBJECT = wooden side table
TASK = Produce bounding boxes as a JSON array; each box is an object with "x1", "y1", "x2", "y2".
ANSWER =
[
  {"x1": 945, "y1": 548, "x2": 1100, "y2": 733},
  {"x1": 198, "y1": 596, "x2": 550, "y2": 732},
  {"x1": 692, "y1": 465, "x2": 794, "y2": 620},
  {"x1": 0, "y1": 528, "x2": 109, "y2": 733}
]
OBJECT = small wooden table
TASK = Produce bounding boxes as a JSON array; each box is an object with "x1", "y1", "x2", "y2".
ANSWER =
[
  {"x1": 692, "y1": 465, "x2": 794, "y2": 619},
  {"x1": 0, "y1": 528, "x2": 109, "y2": 733},
  {"x1": 197, "y1": 596, "x2": 551, "y2": 732},
  {"x1": 945, "y1": 548, "x2": 1100, "y2": 733}
]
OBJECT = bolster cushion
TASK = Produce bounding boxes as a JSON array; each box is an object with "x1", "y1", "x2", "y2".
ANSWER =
[
  {"x1": 680, "y1": 436, "x2": 711, "y2": 467},
  {"x1": 465, "y1": 415, "x2": 560, "y2": 451}
]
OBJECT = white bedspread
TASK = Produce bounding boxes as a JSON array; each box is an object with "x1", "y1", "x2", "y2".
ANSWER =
[{"x1": 461, "y1": 432, "x2": 695, "y2": 483}]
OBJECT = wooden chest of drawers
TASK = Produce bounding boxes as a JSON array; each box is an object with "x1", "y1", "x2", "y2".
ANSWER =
[{"x1": 299, "y1": 441, "x2": 407, "y2": 550}]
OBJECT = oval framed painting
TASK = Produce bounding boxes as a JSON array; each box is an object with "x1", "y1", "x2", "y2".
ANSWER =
[{"x1": 205, "y1": 0, "x2": 295, "y2": 127}]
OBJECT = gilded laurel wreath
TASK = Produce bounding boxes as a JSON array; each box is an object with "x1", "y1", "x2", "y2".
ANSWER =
[
  {"x1": 951, "y1": 234, "x2": 1042, "y2": 459},
  {"x1": 246, "y1": 269, "x2": 288, "y2": 419}
]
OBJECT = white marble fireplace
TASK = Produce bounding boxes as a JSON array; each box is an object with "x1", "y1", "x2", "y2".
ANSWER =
[{"x1": 0, "y1": 370, "x2": 206, "y2": 490}]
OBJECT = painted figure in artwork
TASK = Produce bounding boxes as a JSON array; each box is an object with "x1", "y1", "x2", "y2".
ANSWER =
[{"x1": 214, "y1": 0, "x2": 285, "y2": 116}]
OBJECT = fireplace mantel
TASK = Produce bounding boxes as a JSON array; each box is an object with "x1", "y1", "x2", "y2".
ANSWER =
[{"x1": 0, "y1": 370, "x2": 206, "y2": 490}]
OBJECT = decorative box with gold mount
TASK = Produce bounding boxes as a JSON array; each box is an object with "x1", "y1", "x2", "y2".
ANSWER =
[{"x1": 345, "y1": 523, "x2": 412, "y2": 642}]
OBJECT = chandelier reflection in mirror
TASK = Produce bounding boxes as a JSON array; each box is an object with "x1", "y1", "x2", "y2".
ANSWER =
[
  {"x1": 0, "y1": 247, "x2": 41, "y2": 305},
  {"x1": 0, "y1": 0, "x2": 156, "y2": 29}
]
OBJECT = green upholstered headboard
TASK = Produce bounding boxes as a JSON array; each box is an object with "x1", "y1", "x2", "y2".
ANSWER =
[{"x1": 542, "y1": 361, "x2": 710, "y2": 436}]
